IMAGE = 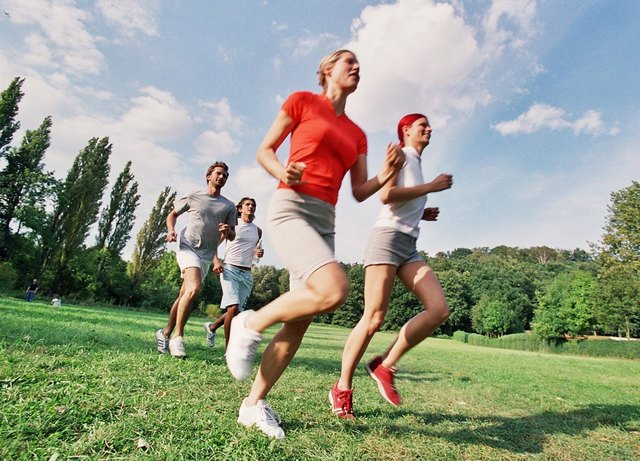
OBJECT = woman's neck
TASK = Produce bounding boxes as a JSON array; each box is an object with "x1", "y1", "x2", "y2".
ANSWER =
[
  {"x1": 406, "y1": 142, "x2": 426, "y2": 156},
  {"x1": 323, "y1": 87, "x2": 349, "y2": 115}
]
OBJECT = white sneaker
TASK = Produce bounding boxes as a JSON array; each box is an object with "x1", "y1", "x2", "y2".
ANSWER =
[
  {"x1": 204, "y1": 322, "x2": 216, "y2": 347},
  {"x1": 238, "y1": 398, "x2": 285, "y2": 439},
  {"x1": 169, "y1": 336, "x2": 186, "y2": 358},
  {"x1": 225, "y1": 311, "x2": 262, "y2": 380},
  {"x1": 156, "y1": 329, "x2": 169, "y2": 354}
]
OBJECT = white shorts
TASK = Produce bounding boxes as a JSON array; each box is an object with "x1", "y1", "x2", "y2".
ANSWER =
[
  {"x1": 267, "y1": 189, "x2": 336, "y2": 291},
  {"x1": 220, "y1": 263, "x2": 254, "y2": 311},
  {"x1": 176, "y1": 248, "x2": 211, "y2": 282}
]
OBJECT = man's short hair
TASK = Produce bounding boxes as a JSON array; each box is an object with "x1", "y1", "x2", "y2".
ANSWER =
[{"x1": 205, "y1": 162, "x2": 229, "y2": 183}]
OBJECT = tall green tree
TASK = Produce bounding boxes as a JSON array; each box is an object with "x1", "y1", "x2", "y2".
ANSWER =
[
  {"x1": 137, "y1": 251, "x2": 181, "y2": 310},
  {"x1": 532, "y1": 270, "x2": 596, "y2": 339},
  {"x1": 128, "y1": 186, "x2": 176, "y2": 289},
  {"x1": 247, "y1": 265, "x2": 284, "y2": 310},
  {"x1": 0, "y1": 77, "x2": 24, "y2": 159},
  {"x1": 330, "y1": 263, "x2": 365, "y2": 327},
  {"x1": 592, "y1": 181, "x2": 640, "y2": 338},
  {"x1": 90, "y1": 161, "x2": 140, "y2": 300},
  {"x1": 0, "y1": 116, "x2": 56, "y2": 259},
  {"x1": 467, "y1": 256, "x2": 536, "y2": 328},
  {"x1": 96, "y1": 161, "x2": 140, "y2": 256},
  {"x1": 471, "y1": 296, "x2": 523, "y2": 337},
  {"x1": 438, "y1": 268, "x2": 473, "y2": 334},
  {"x1": 45, "y1": 137, "x2": 112, "y2": 292}
]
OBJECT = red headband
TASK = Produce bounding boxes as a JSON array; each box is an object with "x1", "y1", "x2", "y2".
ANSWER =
[{"x1": 397, "y1": 113, "x2": 426, "y2": 145}]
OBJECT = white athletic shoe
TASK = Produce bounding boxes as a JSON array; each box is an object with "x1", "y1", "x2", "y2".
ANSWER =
[
  {"x1": 225, "y1": 310, "x2": 262, "y2": 380},
  {"x1": 169, "y1": 336, "x2": 186, "y2": 358},
  {"x1": 156, "y1": 329, "x2": 169, "y2": 354},
  {"x1": 204, "y1": 322, "x2": 216, "y2": 347},
  {"x1": 238, "y1": 398, "x2": 285, "y2": 439}
]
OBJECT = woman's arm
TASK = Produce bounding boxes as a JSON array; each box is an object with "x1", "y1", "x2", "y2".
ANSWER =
[
  {"x1": 256, "y1": 110, "x2": 306, "y2": 185},
  {"x1": 350, "y1": 143, "x2": 405, "y2": 202},
  {"x1": 380, "y1": 173, "x2": 453, "y2": 204}
]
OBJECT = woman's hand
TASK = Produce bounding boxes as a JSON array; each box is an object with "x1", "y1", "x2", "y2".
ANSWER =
[
  {"x1": 281, "y1": 162, "x2": 306, "y2": 186},
  {"x1": 429, "y1": 173, "x2": 453, "y2": 192},
  {"x1": 380, "y1": 143, "x2": 405, "y2": 180}
]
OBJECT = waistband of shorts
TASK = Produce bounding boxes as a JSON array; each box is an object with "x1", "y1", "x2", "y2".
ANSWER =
[{"x1": 225, "y1": 263, "x2": 252, "y2": 272}]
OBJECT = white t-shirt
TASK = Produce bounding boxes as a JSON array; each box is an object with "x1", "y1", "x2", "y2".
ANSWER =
[
  {"x1": 373, "y1": 146, "x2": 426, "y2": 238},
  {"x1": 224, "y1": 220, "x2": 260, "y2": 267}
]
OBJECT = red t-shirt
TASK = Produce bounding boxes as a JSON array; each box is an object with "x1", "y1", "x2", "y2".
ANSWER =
[{"x1": 278, "y1": 91, "x2": 367, "y2": 206}]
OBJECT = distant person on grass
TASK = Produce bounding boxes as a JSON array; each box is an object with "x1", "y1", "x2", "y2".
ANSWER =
[
  {"x1": 204, "y1": 197, "x2": 264, "y2": 350},
  {"x1": 155, "y1": 162, "x2": 237, "y2": 358},
  {"x1": 26, "y1": 278, "x2": 39, "y2": 302},
  {"x1": 224, "y1": 49, "x2": 404, "y2": 439},
  {"x1": 330, "y1": 113, "x2": 453, "y2": 419}
]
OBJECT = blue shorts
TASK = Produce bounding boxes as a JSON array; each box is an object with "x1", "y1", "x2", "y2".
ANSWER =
[{"x1": 220, "y1": 263, "x2": 254, "y2": 311}]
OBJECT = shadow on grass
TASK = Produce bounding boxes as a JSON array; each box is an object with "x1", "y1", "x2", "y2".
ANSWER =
[{"x1": 370, "y1": 404, "x2": 640, "y2": 454}]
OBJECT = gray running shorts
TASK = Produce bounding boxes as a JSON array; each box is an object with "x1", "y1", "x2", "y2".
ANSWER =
[
  {"x1": 364, "y1": 226, "x2": 422, "y2": 268},
  {"x1": 267, "y1": 189, "x2": 336, "y2": 290}
]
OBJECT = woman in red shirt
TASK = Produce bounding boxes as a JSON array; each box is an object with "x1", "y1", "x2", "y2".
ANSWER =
[{"x1": 225, "y1": 49, "x2": 404, "y2": 438}]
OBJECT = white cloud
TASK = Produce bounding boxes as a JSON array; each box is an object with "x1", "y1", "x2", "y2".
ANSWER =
[
  {"x1": 492, "y1": 103, "x2": 569, "y2": 134},
  {"x1": 232, "y1": 165, "x2": 277, "y2": 198},
  {"x1": 194, "y1": 130, "x2": 238, "y2": 161},
  {"x1": 193, "y1": 98, "x2": 245, "y2": 162},
  {"x1": 344, "y1": 0, "x2": 538, "y2": 134},
  {"x1": 5, "y1": 0, "x2": 105, "y2": 77},
  {"x1": 271, "y1": 20, "x2": 288, "y2": 32},
  {"x1": 96, "y1": 0, "x2": 159, "y2": 38},
  {"x1": 492, "y1": 103, "x2": 619, "y2": 136},
  {"x1": 483, "y1": 0, "x2": 538, "y2": 51},
  {"x1": 201, "y1": 98, "x2": 245, "y2": 133},
  {"x1": 120, "y1": 86, "x2": 192, "y2": 141},
  {"x1": 22, "y1": 32, "x2": 54, "y2": 68},
  {"x1": 573, "y1": 110, "x2": 620, "y2": 136},
  {"x1": 281, "y1": 31, "x2": 340, "y2": 58}
]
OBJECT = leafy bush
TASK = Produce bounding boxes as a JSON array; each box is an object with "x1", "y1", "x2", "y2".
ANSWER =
[
  {"x1": 552, "y1": 338, "x2": 640, "y2": 359},
  {"x1": 0, "y1": 261, "x2": 18, "y2": 291},
  {"x1": 452, "y1": 330, "x2": 469, "y2": 343},
  {"x1": 454, "y1": 330, "x2": 640, "y2": 359},
  {"x1": 472, "y1": 297, "x2": 524, "y2": 337},
  {"x1": 200, "y1": 302, "x2": 221, "y2": 318}
]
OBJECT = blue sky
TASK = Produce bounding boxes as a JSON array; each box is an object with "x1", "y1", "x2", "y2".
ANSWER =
[{"x1": 1, "y1": 0, "x2": 638, "y2": 267}]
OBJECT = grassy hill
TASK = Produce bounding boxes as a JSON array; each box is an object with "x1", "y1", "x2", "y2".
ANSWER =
[{"x1": 1, "y1": 297, "x2": 638, "y2": 460}]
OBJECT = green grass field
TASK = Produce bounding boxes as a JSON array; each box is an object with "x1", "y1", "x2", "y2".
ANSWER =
[{"x1": 1, "y1": 297, "x2": 638, "y2": 460}]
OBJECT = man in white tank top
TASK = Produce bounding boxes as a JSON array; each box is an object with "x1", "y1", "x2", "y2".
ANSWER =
[{"x1": 205, "y1": 197, "x2": 263, "y2": 350}]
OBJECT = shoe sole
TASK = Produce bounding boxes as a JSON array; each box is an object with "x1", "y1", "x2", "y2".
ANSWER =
[
  {"x1": 237, "y1": 415, "x2": 285, "y2": 439},
  {"x1": 226, "y1": 312, "x2": 258, "y2": 381},
  {"x1": 170, "y1": 348, "x2": 187, "y2": 358},
  {"x1": 366, "y1": 363, "x2": 400, "y2": 407}
]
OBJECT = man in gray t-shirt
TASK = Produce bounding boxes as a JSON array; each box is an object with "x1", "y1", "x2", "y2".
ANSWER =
[{"x1": 155, "y1": 162, "x2": 237, "y2": 358}]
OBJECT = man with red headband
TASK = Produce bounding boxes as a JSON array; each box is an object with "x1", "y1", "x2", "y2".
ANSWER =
[{"x1": 329, "y1": 113, "x2": 453, "y2": 419}]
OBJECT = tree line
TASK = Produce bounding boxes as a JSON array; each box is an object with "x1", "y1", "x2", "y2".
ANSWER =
[
  {"x1": 0, "y1": 77, "x2": 176, "y2": 307},
  {"x1": 1, "y1": 77, "x2": 638, "y2": 340}
]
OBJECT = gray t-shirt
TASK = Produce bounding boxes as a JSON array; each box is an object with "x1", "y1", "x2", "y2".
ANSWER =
[{"x1": 175, "y1": 190, "x2": 237, "y2": 260}]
